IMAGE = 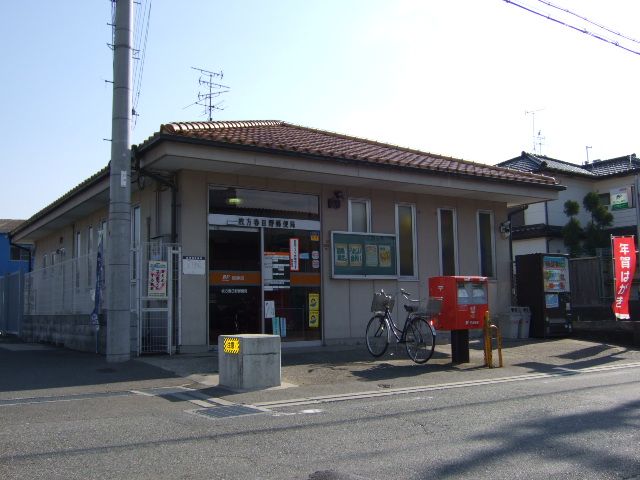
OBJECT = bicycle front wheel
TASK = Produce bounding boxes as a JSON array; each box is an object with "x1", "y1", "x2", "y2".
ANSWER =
[
  {"x1": 405, "y1": 316, "x2": 436, "y2": 364},
  {"x1": 366, "y1": 315, "x2": 389, "y2": 357}
]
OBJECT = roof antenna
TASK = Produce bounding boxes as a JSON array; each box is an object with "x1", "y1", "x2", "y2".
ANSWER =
[
  {"x1": 185, "y1": 67, "x2": 229, "y2": 121},
  {"x1": 525, "y1": 109, "x2": 545, "y2": 154},
  {"x1": 585, "y1": 146, "x2": 592, "y2": 164}
]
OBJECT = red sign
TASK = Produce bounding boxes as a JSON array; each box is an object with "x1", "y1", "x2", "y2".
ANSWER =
[{"x1": 612, "y1": 236, "x2": 636, "y2": 319}]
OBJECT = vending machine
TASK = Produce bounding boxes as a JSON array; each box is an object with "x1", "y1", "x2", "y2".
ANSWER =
[{"x1": 515, "y1": 253, "x2": 572, "y2": 338}]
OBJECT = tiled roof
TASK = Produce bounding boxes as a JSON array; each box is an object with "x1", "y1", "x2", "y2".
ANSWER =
[
  {"x1": 583, "y1": 154, "x2": 640, "y2": 176},
  {"x1": 498, "y1": 152, "x2": 596, "y2": 177},
  {"x1": 499, "y1": 151, "x2": 640, "y2": 178},
  {"x1": 141, "y1": 121, "x2": 559, "y2": 187},
  {"x1": 0, "y1": 219, "x2": 25, "y2": 233}
]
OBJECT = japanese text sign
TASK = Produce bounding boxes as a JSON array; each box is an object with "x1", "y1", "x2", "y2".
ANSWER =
[{"x1": 612, "y1": 236, "x2": 636, "y2": 319}]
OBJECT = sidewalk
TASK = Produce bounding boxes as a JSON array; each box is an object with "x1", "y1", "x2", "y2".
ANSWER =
[
  {"x1": 2, "y1": 337, "x2": 639, "y2": 406},
  {"x1": 136, "y1": 337, "x2": 640, "y2": 405}
]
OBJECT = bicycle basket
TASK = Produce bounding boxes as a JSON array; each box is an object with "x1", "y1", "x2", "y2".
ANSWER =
[
  {"x1": 371, "y1": 292, "x2": 395, "y2": 313},
  {"x1": 417, "y1": 297, "x2": 443, "y2": 315}
]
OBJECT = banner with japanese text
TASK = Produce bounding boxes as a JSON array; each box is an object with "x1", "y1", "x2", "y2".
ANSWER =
[{"x1": 612, "y1": 236, "x2": 636, "y2": 319}]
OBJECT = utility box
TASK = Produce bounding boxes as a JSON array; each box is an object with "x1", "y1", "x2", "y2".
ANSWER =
[
  {"x1": 429, "y1": 276, "x2": 489, "y2": 331},
  {"x1": 218, "y1": 334, "x2": 281, "y2": 390}
]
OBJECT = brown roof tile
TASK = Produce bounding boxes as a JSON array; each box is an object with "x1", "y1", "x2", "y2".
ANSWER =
[{"x1": 147, "y1": 120, "x2": 559, "y2": 187}]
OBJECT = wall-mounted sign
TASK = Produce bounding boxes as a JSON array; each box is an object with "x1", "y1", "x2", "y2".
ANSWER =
[
  {"x1": 148, "y1": 261, "x2": 168, "y2": 297},
  {"x1": 610, "y1": 187, "x2": 632, "y2": 210},
  {"x1": 183, "y1": 256, "x2": 205, "y2": 275},
  {"x1": 331, "y1": 231, "x2": 397, "y2": 278},
  {"x1": 290, "y1": 238, "x2": 300, "y2": 271}
]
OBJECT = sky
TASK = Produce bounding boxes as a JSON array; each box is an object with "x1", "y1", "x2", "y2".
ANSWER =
[{"x1": 2, "y1": 0, "x2": 640, "y2": 220}]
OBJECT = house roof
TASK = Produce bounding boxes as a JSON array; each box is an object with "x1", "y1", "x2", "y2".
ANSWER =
[
  {"x1": 13, "y1": 120, "x2": 565, "y2": 243},
  {"x1": 138, "y1": 121, "x2": 559, "y2": 188},
  {"x1": 583, "y1": 154, "x2": 640, "y2": 176},
  {"x1": 0, "y1": 219, "x2": 25, "y2": 233},
  {"x1": 498, "y1": 151, "x2": 640, "y2": 178},
  {"x1": 498, "y1": 152, "x2": 596, "y2": 177}
]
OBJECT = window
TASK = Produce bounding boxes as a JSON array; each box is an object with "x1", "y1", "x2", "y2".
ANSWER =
[
  {"x1": 87, "y1": 225, "x2": 94, "y2": 284},
  {"x1": 477, "y1": 211, "x2": 495, "y2": 278},
  {"x1": 100, "y1": 220, "x2": 107, "y2": 249},
  {"x1": 396, "y1": 203, "x2": 416, "y2": 278},
  {"x1": 75, "y1": 231, "x2": 81, "y2": 257},
  {"x1": 349, "y1": 199, "x2": 370, "y2": 232},
  {"x1": 9, "y1": 245, "x2": 30, "y2": 262},
  {"x1": 438, "y1": 208, "x2": 457, "y2": 276}
]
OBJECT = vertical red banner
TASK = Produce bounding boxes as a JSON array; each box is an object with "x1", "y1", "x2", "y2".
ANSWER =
[{"x1": 612, "y1": 236, "x2": 636, "y2": 319}]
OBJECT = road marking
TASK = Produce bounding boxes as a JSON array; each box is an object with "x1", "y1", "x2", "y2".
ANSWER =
[
  {"x1": 251, "y1": 361, "x2": 640, "y2": 410},
  {"x1": 0, "y1": 391, "x2": 133, "y2": 407}
]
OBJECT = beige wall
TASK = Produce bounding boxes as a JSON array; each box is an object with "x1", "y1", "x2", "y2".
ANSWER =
[{"x1": 27, "y1": 168, "x2": 515, "y2": 353}]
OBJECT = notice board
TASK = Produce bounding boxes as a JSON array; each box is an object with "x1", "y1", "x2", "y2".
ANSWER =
[{"x1": 331, "y1": 231, "x2": 397, "y2": 279}]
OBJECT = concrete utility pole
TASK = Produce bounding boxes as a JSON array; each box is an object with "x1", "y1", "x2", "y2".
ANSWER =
[{"x1": 107, "y1": 0, "x2": 133, "y2": 362}]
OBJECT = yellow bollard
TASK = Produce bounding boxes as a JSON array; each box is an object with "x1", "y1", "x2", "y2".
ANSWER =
[{"x1": 483, "y1": 311, "x2": 503, "y2": 368}]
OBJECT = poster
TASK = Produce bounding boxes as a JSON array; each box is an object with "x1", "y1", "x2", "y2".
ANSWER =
[
  {"x1": 335, "y1": 243, "x2": 348, "y2": 266},
  {"x1": 309, "y1": 293, "x2": 319, "y2": 328},
  {"x1": 148, "y1": 261, "x2": 168, "y2": 297},
  {"x1": 349, "y1": 244, "x2": 363, "y2": 266}
]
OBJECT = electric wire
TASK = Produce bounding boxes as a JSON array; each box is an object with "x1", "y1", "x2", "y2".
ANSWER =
[
  {"x1": 504, "y1": 0, "x2": 640, "y2": 56},
  {"x1": 132, "y1": 0, "x2": 152, "y2": 129},
  {"x1": 535, "y1": 0, "x2": 640, "y2": 46}
]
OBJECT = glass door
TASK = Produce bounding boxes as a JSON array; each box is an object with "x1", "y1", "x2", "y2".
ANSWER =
[
  {"x1": 208, "y1": 228, "x2": 262, "y2": 345},
  {"x1": 263, "y1": 228, "x2": 321, "y2": 342}
]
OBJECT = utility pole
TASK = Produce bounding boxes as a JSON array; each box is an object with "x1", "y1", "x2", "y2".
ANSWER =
[{"x1": 107, "y1": 0, "x2": 133, "y2": 362}]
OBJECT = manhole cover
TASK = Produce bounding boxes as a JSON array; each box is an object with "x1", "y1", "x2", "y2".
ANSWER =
[{"x1": 195, "y1": 405, "x2": 265, "y2": 419}]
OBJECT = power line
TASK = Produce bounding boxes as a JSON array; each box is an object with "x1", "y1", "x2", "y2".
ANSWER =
[
  {"x1": 504, "y1": 0, "x2": 640, "y2": 56},
  {"x1": 132, "y1": 0, "x2": 152, "y2": 129},
  {"x1": 536, "y1": 0, "x2": 640, "y2": 46}
]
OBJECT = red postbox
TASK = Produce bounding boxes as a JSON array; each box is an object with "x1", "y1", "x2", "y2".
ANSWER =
[{"x1": 428, "y1": 276, "x2": 489, "y2": 330}]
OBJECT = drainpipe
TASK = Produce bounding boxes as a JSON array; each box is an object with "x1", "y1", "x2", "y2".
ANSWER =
[
  {"x1": 8, "y1": 238, "x2": 32, "y2": 273},
  {"x1": 131, "y1": 146, "x2": 178, "y2": 244}
]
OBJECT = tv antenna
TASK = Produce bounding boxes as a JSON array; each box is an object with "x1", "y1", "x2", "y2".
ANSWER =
[
  {"x1": 525, "y1": 109, "x2": 545, "y2": 155},
  {"x1": 186, "y1": 67, "x2": 229, "y2": 121}
]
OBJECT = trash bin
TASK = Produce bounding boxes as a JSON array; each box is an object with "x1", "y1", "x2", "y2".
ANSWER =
[
  {"x1": 518, "y1": 306, "x2": 531, "y2": 339},
  {"x1": 498, "y1": 306, "x2": 521, "y2": 339}
]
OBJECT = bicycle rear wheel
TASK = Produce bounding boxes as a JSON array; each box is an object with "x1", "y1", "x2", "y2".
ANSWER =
[
  {"x1": 405, "y1": 316, "x2": 435, "y2": 364},
  {"x1": 366, "y1": 315, "x2": 389, "y2": 357}
]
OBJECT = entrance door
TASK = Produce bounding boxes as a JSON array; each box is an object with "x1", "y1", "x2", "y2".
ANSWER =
[
  {"x1": 208, "y1": 226, "x2": 322, "y2": 347},
  {"x1": 263, "y1": 229, "x2": 321, "y2": 343},
  {"x1": 208, "y1": 228, "x2": 262, "y2": 345}
]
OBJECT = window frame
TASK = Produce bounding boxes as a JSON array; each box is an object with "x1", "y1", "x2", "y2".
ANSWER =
[
  {"x1": 348, "y1": 198, "x2": 371, "y2": 233},
  {"x1": 395, "y1": 203, "x2": 417, "y2": 279}
]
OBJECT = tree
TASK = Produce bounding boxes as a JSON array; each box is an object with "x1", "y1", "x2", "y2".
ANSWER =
[
  {"x1": 562, "y1": 200, "x2": 582, "y2": 257},
  {"x1": 582, "y1": 191, "x2": 613, "y2": 255}
]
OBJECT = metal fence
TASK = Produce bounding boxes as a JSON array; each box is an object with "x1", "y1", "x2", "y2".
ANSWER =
[
  {"x1": 0, "y1": 270, "x2": 25, "y2": 335},
  {"x1": 23, "y1": 252, "x2": 103, "y2": 316}
]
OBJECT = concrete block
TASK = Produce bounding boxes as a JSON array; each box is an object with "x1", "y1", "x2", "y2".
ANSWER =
[{"x1": 218, "y1": 334, "x2": 281, "y2": 390}]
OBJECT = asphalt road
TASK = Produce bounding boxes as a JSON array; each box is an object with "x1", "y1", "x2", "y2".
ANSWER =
[{"x1": 1, "y1": 338, "x2": 640, "y2": 479}]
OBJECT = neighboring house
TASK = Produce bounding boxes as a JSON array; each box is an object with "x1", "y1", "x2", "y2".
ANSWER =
[
  {"x1": 498, "y1": 152, "x2": 640, "y2": 258},
  {"x1": 0, "y1": 219, "x2": 31, "y2": 274},
  {"x1": 10, "y1": 121, "x2": 562, "y2": 355}
]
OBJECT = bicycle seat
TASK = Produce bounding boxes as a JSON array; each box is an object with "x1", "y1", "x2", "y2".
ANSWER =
[{"x1": 404, "y1": 304, "x2": 416, "y2": 313}]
